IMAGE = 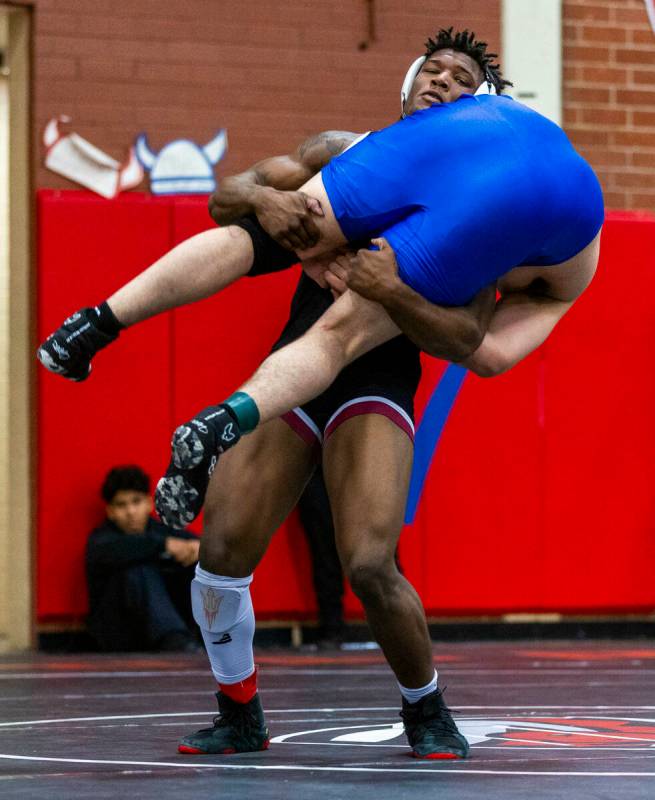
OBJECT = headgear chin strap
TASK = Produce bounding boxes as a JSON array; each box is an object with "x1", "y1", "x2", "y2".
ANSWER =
[{"x1": 400, "y1": 56, "x2": 496, "y2": 116}]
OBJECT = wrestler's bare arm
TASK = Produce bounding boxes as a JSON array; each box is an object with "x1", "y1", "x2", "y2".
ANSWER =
[
  {"x1": 209, "y1": 130, "x2": 358, "y2": 220},
  {"x1": 382, "y1": 281, "x2": 496, "y2": 362},
  {"x1": 462, "y1": 231, "x2": 601, "y2": 377},
  {"x1": 208, "y1": 131, "x2": 359, "y2": 251},
  {"x1": 326, "y1": 238, "x2": 496, "y2": 362}
]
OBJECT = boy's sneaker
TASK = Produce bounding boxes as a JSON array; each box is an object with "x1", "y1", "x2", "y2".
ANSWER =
[
  {"x1": 400, "y1": 687, "x2": 469, "y2": 759},
  {"x1": 155, "y1": 405, "x2": 241, "y2": 528},
  {"x1": 37, "y1": 307, "x2": 117, "y2": 382},
  {"x1": 178, "y1": 692, "x2": 270, "y2": 754}
]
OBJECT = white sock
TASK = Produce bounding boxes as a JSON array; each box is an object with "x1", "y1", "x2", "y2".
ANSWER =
[
  {"x1": 398, "y1": 669, "x2": 439, "y2": 704},
  {"x1": 193, "y1": 566, "x2": 255, "y2": 684}
]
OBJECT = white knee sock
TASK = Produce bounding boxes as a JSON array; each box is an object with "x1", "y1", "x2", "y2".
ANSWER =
[
  {"x1": 192, "y1": 566, "x2": 255, "y2": 684},
  {"x1": 398, "y1": 669, "x2": 439, "y2": 704}
]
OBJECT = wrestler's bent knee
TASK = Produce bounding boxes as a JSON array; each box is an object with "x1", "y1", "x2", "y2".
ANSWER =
[
  {"x1": 199, "y1": 530, "x2": 261, "y2": 578},
  {"x1": 345, "y1": 554, "x2": 399, "y2": 606}
]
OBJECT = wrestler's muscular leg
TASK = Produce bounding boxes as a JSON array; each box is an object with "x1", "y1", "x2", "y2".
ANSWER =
[
  {"x1": 107, "y1": 227, "x2": 255, "y2": 327},
  {"x1": 155, "y1": 289, "x2": 400, "y2": 529},
  {"x1": 323, "y1": 415, "x2": 434, "y2": 688},
  {"x1": 38, "y1": 174, "x2": 353, "y2": 381},
  {"x1": 200, "y1": 419, "x2": 315, "y2": 577},
  {"x1": 239, "y1": 290, "x2": 401, "y2": 424},
  {"x1": 110, "y1": 173, "x2": 345, "y2": 327},
  {"x1": 178, "y1": 418, "x2": 315, "y2": 754}
]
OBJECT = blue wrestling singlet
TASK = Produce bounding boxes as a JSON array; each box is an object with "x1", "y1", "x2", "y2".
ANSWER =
[{"x1": 321, "y1": 94, "x2": 604, "y2": 305}]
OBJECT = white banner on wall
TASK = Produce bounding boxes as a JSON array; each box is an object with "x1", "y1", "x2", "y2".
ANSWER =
[
  {"x1": 43, "y1": 116, "x2": 143, "y2": 198},
  {"x1": 646, "y1": 0, "x2": 655, "y2": 35}
]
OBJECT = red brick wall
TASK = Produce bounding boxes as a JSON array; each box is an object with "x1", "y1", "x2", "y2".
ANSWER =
[
  {"x1": 563, "y1": 0, "x2": 655, "y2": 211},
  {"x1": 32, "y1": 0, "x2": 500, "y2": 190},
  {"x1": 29, "y1": 2, "x2": 655, "y2": 208}
]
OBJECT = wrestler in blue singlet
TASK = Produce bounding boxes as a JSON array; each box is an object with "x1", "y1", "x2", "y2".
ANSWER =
[{"x1": 321, "y1": 94, "x2": 604, "y2": 306}]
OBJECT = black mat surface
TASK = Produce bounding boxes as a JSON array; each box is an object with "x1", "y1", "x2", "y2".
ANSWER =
[{"x1": 1, "y1": 640, "x2": 653, "y2": 799}]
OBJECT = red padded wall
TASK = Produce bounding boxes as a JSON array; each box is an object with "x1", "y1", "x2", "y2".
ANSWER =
[
  {"x1": 37, "y1": 192, "x2": 175, "y2": 619},
  {"x1": 37, "y1": 192, "x2": 318, "y2": 621},
  {"x1": 408, "y1": 354, "x2": 545, "y2": 613},
  {"x1": 37, "y1": 194, "x2": 655, "y2": 621},
  {"x1": 540, "y1": 217, "x2": 655, "y2": 611}
]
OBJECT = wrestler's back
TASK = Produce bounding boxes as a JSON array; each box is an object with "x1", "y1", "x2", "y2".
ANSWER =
[{"x1": 321, "y1": 95, "x2": 604, "y2": 305}]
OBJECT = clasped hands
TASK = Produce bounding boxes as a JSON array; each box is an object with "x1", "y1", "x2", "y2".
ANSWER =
[{"x1": 303, "y1": 238, "x2": 401, "y2": 303}]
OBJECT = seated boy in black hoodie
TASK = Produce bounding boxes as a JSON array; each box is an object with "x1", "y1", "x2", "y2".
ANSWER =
[{"x1": 85, "y1": 465, "x2": 201, "y2": 652}]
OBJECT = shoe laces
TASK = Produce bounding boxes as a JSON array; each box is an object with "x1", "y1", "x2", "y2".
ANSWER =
[
  {"x1": 399, "y1": 686, "x2": 459, "y2": 735},
  {"x1": 213, "y1": 700, "x2": 258, "y2": 733}
]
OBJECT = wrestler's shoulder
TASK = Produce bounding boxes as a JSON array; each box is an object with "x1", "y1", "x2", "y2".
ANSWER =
[{"x1": 296, "y1": 130, "x2": 362, "y2": 171}]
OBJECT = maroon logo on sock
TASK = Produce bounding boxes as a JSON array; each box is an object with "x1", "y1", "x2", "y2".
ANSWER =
[{"x1": 201, "y1": 587, "x2": 223, "y2": 628}]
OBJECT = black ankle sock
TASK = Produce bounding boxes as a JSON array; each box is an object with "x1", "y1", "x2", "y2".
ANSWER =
[{"x1": 93, "y1": 301, "x2": 125, "y2": 336}]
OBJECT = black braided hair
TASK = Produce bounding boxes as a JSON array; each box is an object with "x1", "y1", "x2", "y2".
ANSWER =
[{"x1": 424, "y1": 27, "x2": 512, "y2": 94}]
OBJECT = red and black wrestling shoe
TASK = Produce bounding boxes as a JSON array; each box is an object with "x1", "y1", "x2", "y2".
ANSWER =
[
  {"x1": 400, "y1": 687, "x2": 469, "y2": 759},
  {"x1": 178, "y1": 691, "x2": 269, "y2": 755}
]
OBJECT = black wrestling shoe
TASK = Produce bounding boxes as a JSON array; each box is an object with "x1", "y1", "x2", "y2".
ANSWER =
[
  {"x1": 400, "y1": 687, "x2": 469, "y2": 759},
  {"x1": 37, "y1": 307, "x2": 117, "y2": 382},
  {"x1": 178, "y1": 692, "x2": 270, "y2": 755},
  {"x1": 155, "y1": 405, "x2": 241, "y2": 528}
]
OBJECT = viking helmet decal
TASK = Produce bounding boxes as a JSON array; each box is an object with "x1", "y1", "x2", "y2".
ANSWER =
[{"x1": 135, "y1": 129, "x2": 228, "y2": 195}]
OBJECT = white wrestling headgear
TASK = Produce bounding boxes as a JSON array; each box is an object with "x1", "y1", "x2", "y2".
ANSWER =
[{"x1": 400, "y1": 56, "x2": 496, "y2": 116}]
